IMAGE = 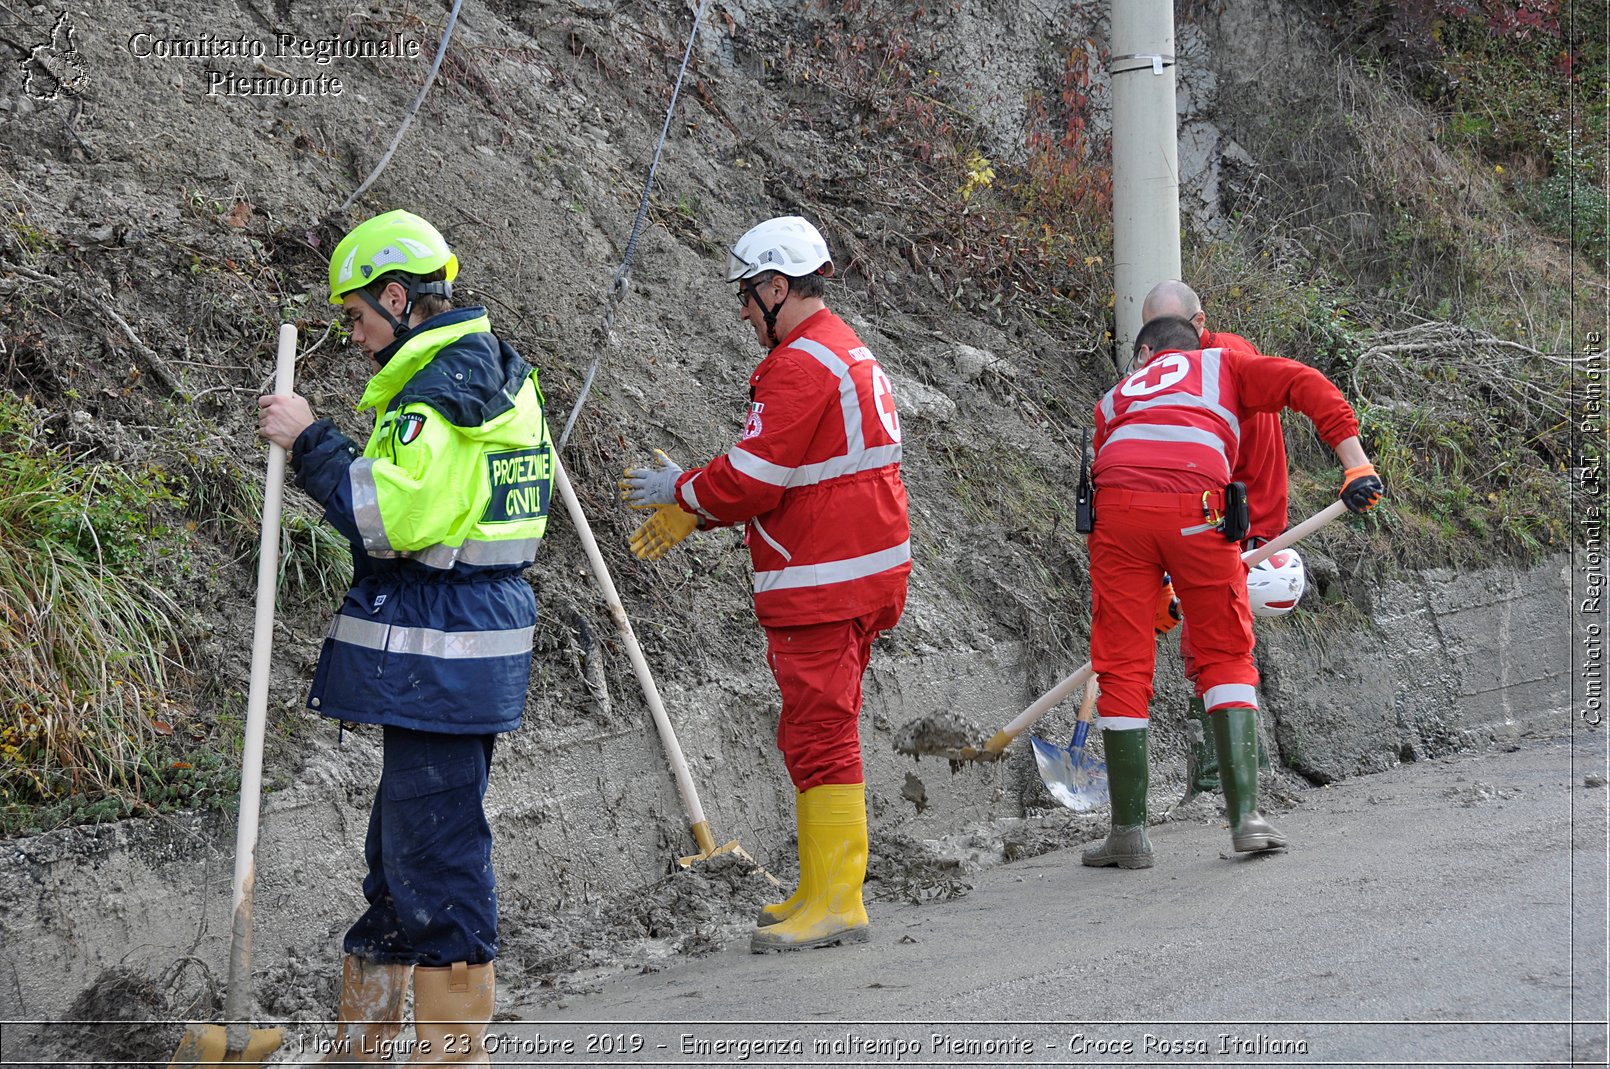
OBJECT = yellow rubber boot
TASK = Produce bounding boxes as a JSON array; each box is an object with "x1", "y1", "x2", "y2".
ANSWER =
[
  {"x1": 756, "y1": 790, "x2": 807, "y2": 927},
  {"x1": 749, "y1": 782, "x2": 870, "y2": 952},
  {"x1": 407, "y1": 961, "x2": 493, "y2": 1066},
  {"x1": 321, "y1": 954, "x2": 412, "y2": 1065}
]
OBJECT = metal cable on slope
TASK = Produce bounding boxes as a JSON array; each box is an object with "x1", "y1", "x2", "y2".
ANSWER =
[
  {"x1": 556, "y1": 0, "x2": 712, "y2": 452},
  {"x1": 337, "y1": 0, "x2": 467, "y2": 215}
]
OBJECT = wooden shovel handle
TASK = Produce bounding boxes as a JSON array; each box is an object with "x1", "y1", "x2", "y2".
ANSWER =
[
  {"x1": 986, "y1": 498, "x2": 1349, "y2": 754},
  {"x1": 1076, "y1": 672, "x2": 1099, "y2": 723}
]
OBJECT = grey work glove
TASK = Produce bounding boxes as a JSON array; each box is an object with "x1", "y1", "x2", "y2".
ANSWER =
[{"x1": 619, "y1": 448, "x2": 684, "y2": 509}]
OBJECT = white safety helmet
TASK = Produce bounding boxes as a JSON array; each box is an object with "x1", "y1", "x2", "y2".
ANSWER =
[
  {"x1": 725, "y1": 215, "x2": 834, "y2": 282},
  {"x1": 1247, "y1": 548, "x2": 1306, "y2": 618}
]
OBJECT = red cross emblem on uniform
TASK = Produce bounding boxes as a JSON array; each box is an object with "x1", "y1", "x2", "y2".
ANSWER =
[
  {"x1": 1121, "y1": 352, "x2": 1190, "y2": 398},
  {"x1": 871, "y1": 366, "x2": 901, "y2": 442}
]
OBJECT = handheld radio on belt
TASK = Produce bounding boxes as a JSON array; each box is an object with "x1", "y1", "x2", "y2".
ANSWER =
[
  {"x1": 1222, "y1": 481, "x2": 1250, "y2": 542},
  {"x1": 1075, "y1": 428, "x2": 1095, "y2": 534}
]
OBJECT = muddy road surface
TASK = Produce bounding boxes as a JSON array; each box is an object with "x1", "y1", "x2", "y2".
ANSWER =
[{"x1": 494, "y1": 730, "x2": 1607, "y2": 1068}]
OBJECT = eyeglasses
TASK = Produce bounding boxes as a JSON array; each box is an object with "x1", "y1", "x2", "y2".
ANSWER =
[{"x1": 735, "y1": 285, "x2": 752, "y2": 307}]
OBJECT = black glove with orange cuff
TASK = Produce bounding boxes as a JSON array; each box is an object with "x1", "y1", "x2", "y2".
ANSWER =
[{"x1": 1340, "y1": 462, "x2": 1384, "y2": 514}]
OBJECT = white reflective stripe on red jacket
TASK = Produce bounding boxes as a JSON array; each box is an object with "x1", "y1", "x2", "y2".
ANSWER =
[
  {"x1": 754, "y1": 539, "x2": 912, "y2": 593},
  {"x1": 1104, "y1": 424, "x2": 1231, "y2": 463},
  {"x1": 720, "y1": 335, "x2": 903, "y2": 489},
  {"x1": 679, "y1": 476, "x2": 720, "y2": 524},
  {"x1": 1095, "y1": 347, "x2": 1242, "y2": 487},
  {"x1": 728, "y1": 441, "x2": 905, "y2": 488},
  {"x1": 674, "y1": 310, "x2": 909, "y2": 626}
]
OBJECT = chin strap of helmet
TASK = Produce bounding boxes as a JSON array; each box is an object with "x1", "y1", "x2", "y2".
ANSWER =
[
  {"x1": 743, "y1": 275, "x2": 789, "y2": 349},
  {"x1": 358, "y1": 274, "x2": 454, "y2": 364}
]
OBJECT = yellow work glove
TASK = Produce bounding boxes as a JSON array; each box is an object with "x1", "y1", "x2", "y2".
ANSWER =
[{"x1": 629, "y1": 503, "x2": 698, "y2": 561}]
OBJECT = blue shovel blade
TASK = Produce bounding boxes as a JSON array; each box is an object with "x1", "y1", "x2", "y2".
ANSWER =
[{"x1": 1030, "y1": 730, "x2": 1110, "y2": 812}]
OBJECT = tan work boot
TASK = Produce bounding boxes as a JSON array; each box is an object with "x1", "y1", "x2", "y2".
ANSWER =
[
  {"x1": 407, "y1": 961, "x2": 494, "y2": 1066},
  {"x1": 321, "y1": 954, "x2": 412, "y2": 1065},
  {"x1": 756, "y1": 790, "x2": 807, "y2": 927},
  {"x1": 750, "y1": 782, "x2": 870, "y2": 952}
]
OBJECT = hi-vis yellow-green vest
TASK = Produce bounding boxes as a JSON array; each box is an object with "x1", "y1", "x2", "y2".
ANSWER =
[{"x1": 291, "y1": 308, "x2": 551, "y2": 733}]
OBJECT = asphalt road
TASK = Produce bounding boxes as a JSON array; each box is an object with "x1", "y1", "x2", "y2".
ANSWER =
[{"x1": 499, "y1": 730, "x2": 1608, "y2": 1068}]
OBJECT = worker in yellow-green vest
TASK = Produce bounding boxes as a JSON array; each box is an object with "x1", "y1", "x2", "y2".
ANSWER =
[{"x1": 257, "y1": 210, "x2": 551, "y2": 1066}]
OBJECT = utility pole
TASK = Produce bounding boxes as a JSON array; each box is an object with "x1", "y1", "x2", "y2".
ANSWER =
[{"x1": 1110, "y1": 0, "x2": 1181, "y2": 360}]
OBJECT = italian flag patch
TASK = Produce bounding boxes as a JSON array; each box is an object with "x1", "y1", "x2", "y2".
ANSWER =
[{"x1": 395, "y1": 411, "x2": 427, "y2": 446}]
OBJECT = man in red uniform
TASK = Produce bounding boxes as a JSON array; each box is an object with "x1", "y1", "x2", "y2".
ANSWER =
[
  {"x1": 619, "y1": 215, "x2": 910, "y2": 951},
  {"x1": 1083, "y1": 315, "x2": 1383, "y2": 868},
  {"x1": 1141, "y1": 280, "x2": 1286, "y2": 799}
]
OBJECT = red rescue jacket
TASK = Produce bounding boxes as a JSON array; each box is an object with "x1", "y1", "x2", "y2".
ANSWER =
[
  {"x1": 1093, "y1": 345, "x2": 1358, "y2": 493},
  {"x1": 1204, "y1": 330, "x2": 1289, "y2": 540},
  {"x1": 674, "y1": 310, "x2": 910, "y2": 628}
]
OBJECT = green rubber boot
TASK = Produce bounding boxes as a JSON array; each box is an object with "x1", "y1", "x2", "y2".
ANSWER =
[
  {"x1": 1081, "y1": 727, "x2": 1153, "y2": 869},
  {"x1": 1181, "y1": 695, "x2": 1219, "y2": 800},
  {"x1": 1210, "y1": 706, "x2": 1287, "y2": 853}
]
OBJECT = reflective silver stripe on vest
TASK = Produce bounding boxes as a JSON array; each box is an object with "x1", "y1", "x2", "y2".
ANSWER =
[
  {"x1": 402, "y1": 536, "x2": 542, "y2": 571},
  {"x1": 752, "y1": 539, "x2": 911, "y2": 594},
  {"x1": 327, "y1": 614, "x2": 535, "y2": 659},
  {"x1": 1102, "y1": 424, "x2": 1230, "y2": 463},
  {"x1": 1203, "y1": 682, "x2": 1258, "y2": 710},
  {"x1": 349, "y1": 458, "x2": 394, "y2": 556},
  {"x1": 1099, "y1": 387, "x2": 1118, "y2": 425}
]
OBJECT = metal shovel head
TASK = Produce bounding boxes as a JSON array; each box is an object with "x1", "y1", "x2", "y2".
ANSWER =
[
  {"x1": 1030, "y1": 735, "x2": 1109, "y2": 812},
  {"x1": 169, "y1": 1022, "x2": 284, "y2": 1067}
]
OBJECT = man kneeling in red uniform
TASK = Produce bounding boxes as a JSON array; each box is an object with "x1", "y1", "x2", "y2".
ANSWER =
[{"x1": 1083, "y1": 316, "x2": 1383, "y2": 867}]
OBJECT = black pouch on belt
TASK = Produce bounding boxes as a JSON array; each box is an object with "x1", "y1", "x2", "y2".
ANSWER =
[
  {"x1": 1221, "y1": 480, "x2": 1249, "y2": 542},
  {"x1": 1075, "y1": 429, "x2": 1095, "y2": 533}
]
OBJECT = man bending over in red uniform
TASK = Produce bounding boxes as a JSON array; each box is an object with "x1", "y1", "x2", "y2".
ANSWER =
[
  {"x1": 1140, "y1": 280, "x2": 1290, "y2": 799},
  {"x1": 619, "y1": 216, "x2": 911, "y2": 950},
  {"x1": 1083, "y1": 316, "x2": 1383, "y2": 868}
]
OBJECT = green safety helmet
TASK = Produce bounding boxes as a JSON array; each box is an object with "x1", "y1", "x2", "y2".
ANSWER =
[{"x1": 327, "y1": 209, "x2": 460, "y2": 306}]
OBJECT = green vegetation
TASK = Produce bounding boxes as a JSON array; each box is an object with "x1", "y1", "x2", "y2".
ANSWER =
[
  {"x1": 0, "y1": 398, "x2": 239, "y2": 835},
  {"x1": 1330, "y1": 0, "x2": 1607, "y2": 268},
  {"x1": 1188, "y1": 239, "x2": 1576, "y2": 564}
]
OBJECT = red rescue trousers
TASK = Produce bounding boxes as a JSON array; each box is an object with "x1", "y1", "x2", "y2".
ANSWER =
[
  {"x1": 1090, "y1": 489, "x2": 1260, "y2": 723},
  {"x1": 1179, "y1": 536, "x2": 1266, "y2": 694},
  {"x1": 765, "y1": 602, "x2": 903, "y2": 791}
]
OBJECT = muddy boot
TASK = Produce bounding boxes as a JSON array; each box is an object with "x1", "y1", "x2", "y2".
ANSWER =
[
  {"x1": 750, "y1": 782, "x2": 870, "y2": 952},
  {"x1": 408, "y1": 961, "x2": 493, "y2": 1066},
  {"x1": 1211, "y1": 706, "x2": 1287, "y2": 853},
  {"x1": 1180, "y1": 696, "x2": 1219, "y2": 801},
  {"x1": 318, "y1": 954, "x2": 412, "y2": 1065},
  {"x1": 755, "y1": 790, "x2": 807, "y2": 927},
  {"x1": 1081, "y1": 726, "x2": 1153, "y2": 869}
]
